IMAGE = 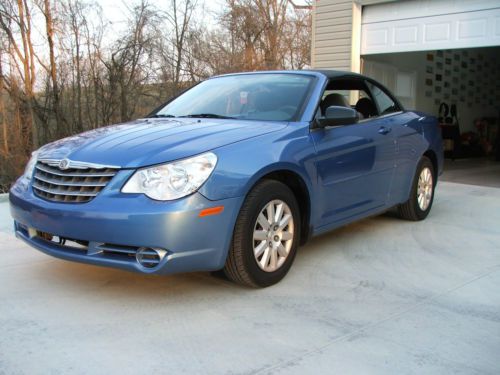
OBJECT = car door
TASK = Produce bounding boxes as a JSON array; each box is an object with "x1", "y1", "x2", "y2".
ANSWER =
[
  {"x1": 310, "y1": 79, "x2": 396, "y2": 228},
  {"x1": 364, "y1": 79, "x2": 422, "y2": 206}
]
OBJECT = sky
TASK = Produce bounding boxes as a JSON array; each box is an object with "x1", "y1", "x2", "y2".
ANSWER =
[
  {"x1": 98, "y1": 0, "x2": 311, "y2": 36},
  {"x1": 98, "y1": 0, "x2": 228, "y2": 35}
]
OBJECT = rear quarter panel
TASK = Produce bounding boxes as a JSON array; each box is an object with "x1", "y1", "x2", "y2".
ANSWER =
[{"x1": 390, "y1": 111, "x2": 443, "y2": 205}]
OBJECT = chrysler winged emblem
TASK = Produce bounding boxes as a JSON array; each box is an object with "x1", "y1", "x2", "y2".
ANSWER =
[{"x1": 59, "y1": 158, "x2": 70, "y2": 170}]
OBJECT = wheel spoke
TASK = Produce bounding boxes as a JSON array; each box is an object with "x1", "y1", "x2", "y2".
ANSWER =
[
  {"x1": 277, "y1": 243, "x2": 288, "y2": 257},
  {"x1": 257, "y1": 213, "x2": 270, "y2": 230},
  {"x1": 266, "y1": 203, "x2": 275, "y2": 225},
  {"x1": 275, "y1": 203, "x2": 284, "y2": 223},
  {"x1": 269, "y1": 247, "x2": 278, "y2": 270},
  {"x1": 281, "y1": 231, "x2": 293, "y2": 241},
  {"x1": 253, "y1": 230, "x2": 268, "y2": 241},
  {"x1": 259, "y1": 247, "x2": 271, "y2": 268},
  {"x1": 254, "y1": 241, "x2": 267, "y2": 258},
  {"x1": 278, "y1": 214, "x2": 291, "y2": 231}
]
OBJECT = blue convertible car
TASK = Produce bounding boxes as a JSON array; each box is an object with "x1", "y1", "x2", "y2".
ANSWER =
[{"x1": 10, "y1": 70, "x2": 443, "y2": 287}]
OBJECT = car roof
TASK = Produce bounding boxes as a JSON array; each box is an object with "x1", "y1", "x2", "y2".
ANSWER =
[
  {"x1": 303, "y1": 69, "x2": 366, "y2": 79},
  {"x1": 213, "y1": 69, "x2": 368, "y2": 80}
]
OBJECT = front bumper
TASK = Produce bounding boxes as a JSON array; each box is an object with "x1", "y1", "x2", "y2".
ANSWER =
[{"x1": 9, "y1": 174, "x2": 243, "y2": 275}]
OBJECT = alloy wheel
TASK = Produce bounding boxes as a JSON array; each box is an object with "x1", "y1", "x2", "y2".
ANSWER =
[
  {"x1": 252, "y1": 199, "x2": 294, "y2": 272},
  {"x1": 417, "y1": 167, "x2": 433, "y2": 211}
]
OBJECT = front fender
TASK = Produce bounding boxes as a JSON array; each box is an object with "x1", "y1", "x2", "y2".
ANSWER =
[
  {"x1": 198, "y1": 123, "x2": 317, "y2": 202},
  {"x1": 239, "y1": 161, "x2": 315, "y2": 201}
]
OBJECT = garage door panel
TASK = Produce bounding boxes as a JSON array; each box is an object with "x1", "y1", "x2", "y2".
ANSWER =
[
  {"x1": 362, "y1": 7, "x2": 500, "y2": 54},
  {"x1": 393, "y1": 25, "x2": 419, "y2": 45},
  {"x1": 362, "y1": 0, "x2": 500, "y2": 24},
  {"x1": 458, "y1": 18, "x2": 488, "y2": 39},
  {"x1": 424, "y1": 23, "x2": 451, "y2": 43}
]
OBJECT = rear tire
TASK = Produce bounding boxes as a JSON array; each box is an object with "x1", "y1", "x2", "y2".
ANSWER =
[
  {"x1": 398, "y1": 156, "x2": 435, "y2": 221},
  {"x1": 224, "y1": 179, "x2": 300, "y2": 287}
]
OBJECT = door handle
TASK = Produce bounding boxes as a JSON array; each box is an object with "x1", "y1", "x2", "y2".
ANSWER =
[{"x1": 378, "y1": 126, "x2": 392, "y2": 135}]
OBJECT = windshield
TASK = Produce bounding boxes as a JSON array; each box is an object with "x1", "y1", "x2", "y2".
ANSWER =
[{"x1": 154, "y1": 73, "x2": 315, "y2": 122}]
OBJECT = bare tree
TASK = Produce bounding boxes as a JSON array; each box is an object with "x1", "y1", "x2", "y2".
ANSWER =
[
  {"x1": 156, "y1": 0, "x2": 198, "y2": 96},
  {"x1": 62, "y1": 0, "x2": 86, "y2": 132},
  {"x1": 0, "y1": 0, "x2": 38, "y2": 149},
  {"x1": 101, "y1": 1, "x2": 158, "y2": 123},
  {"x1": 40, "y1": 0, "x2": 67, "y2": 137},
  {"x1": 0, "y1": 55, "x2": 8, "y2": 155},
  {"x1": 214, "y1": 0, "x2": 310, "y2": 72},
  {"x1": 0, "y1": 0, "x2": 312, "y2": 192},
  {"x1": 81, "y1": 2, "x2": 106, "y2": 129}
]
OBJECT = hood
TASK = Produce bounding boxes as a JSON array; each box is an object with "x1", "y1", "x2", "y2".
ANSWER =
[{"x1": 38, "y1": 118, "x2": 288, "y2": 168}]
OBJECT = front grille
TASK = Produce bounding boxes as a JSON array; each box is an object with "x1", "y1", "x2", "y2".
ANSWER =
[{"x1": 32, "y1": 160, "x2": 118, "y2": 203}]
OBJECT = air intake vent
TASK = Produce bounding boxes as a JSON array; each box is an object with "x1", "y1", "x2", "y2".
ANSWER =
[
  {"x1": 98, "y1": 244, "x2": 167, "y2": 268},
  {"x1": 135, "y1": 247, "x2": 167, "y2": 268},
  {"x1": 32, "y1": 159, "x2": 119, "y2": 203}
]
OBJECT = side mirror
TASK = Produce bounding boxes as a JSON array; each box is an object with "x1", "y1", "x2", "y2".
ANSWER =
[{"x1": 316, "y1": 106, "x2": 359, "y2": 128}]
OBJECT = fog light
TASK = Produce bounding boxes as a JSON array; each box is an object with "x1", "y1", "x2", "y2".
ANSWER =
[{"x1": 136, "y1": 247, "x2": 167, "y2": 268}]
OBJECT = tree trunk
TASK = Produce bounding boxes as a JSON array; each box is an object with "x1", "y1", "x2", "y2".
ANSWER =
[
  {"x1": 16, "y1": 0, "x2": 36, "y2": 149},
  {"x1": 43, "y1": 0, "x2": 65, "y2": 137},
  {"x1": 0, "y1": 55, "x2": 7, "y2": 155}
]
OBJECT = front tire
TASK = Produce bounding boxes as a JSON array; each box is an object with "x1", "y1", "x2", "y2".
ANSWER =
[
  {"x1": 398, "y1": 156, "x2": 436, "y2": 221},
  {"x1": 224, "y1": 179, "x2": 300, "y2": 287}
]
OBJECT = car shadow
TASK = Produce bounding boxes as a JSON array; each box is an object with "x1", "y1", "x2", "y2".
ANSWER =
[
  {"x1": 29, "y1": 257, "x2": 247, "y2": 301},
  {"x1": 298, "y1": 210, "x2": 401, "y2": 255},
  {"x1": 28, "y1": 212, "x2": 405, "y2": 299}
]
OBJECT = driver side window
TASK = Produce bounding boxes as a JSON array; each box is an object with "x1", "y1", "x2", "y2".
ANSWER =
[{"x1": 318, "y1": 79, "x2": 378, "y2": 120}]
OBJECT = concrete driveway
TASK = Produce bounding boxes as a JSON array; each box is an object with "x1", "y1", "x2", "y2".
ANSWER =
[{"x1": 0, "y1": 181, "x2": 499, "y2": 375}]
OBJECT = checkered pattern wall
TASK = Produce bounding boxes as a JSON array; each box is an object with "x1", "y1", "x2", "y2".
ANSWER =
[{"x1": 424, "y1": 49, "x2": 500, "y2": 109}]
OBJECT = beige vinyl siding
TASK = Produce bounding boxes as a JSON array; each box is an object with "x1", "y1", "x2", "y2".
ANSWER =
[{"x1": 311, "y1": 0, "x2": 354, "y2": 70}]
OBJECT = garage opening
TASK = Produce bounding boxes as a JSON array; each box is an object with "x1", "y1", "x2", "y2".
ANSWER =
[
  {"x1": 362, "y1": 47, "x2": 500, "y2": 161},
  {"x1": 357, "y1": 0, "x2": 500, "y2": 186}
]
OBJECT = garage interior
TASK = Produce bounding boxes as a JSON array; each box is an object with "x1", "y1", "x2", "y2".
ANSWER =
[
  {"x1": 354, "y1": 0, "x2": 500, "y2": 186},
  {"x1": 363, "y1": 47, "x2": 500, "y2": 162}
]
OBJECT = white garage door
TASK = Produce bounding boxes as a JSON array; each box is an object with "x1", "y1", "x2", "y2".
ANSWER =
[{"x1": 361, "y1": 0, "x2": 500, "y2": 55}]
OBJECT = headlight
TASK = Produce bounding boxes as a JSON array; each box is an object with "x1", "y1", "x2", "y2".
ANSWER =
[
  {"x1": 122, "y1": 152, "x2": 217, "y2": 201},
  {"x1": 23, "y1": 151, "x2": 39, "y2": 180}
]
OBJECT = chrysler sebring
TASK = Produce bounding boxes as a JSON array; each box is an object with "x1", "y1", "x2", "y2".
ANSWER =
[{"x1": 10, "y1": 70, "x2": 443, "y2": 287}]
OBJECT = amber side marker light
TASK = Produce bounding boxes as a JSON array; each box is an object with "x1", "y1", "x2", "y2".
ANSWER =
[{"x1": 199, "y1": 206, "x2": 224, "y2": 217}]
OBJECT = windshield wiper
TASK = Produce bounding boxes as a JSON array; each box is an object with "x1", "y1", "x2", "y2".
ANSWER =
[
  {"x1": 149, "y1": 114, "x2": 176, "y2": 118},
  {"x1": 180, "y1": 113, "x2": 236, "y2": 119}
]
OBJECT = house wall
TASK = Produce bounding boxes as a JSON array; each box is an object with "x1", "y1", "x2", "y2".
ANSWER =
[
  {"x1": 311, "y1": 0, "x2": 394, "y2": 71},
  {"x1": 311, "y1": 0, "x2": 357, "y2": 71}
]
